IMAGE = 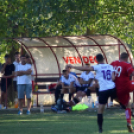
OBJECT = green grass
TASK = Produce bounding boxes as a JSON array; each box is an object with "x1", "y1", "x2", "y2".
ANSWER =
[{"x1": 0, "y1": 109, "x2": 132, "y2": 134}]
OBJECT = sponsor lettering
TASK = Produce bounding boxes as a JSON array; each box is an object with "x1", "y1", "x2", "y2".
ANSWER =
[{"x1": 62, "y1": 56, "x2": 97, "y2": 64}]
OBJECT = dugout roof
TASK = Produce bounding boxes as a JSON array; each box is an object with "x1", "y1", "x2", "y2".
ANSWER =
[{"x1": 14, "y1": 35, "x2": 133, "y2": 79}]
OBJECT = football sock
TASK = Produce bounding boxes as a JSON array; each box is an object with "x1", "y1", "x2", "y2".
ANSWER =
[
  {"x1": 55, "y1": 89, "x2": 60, "y2": 103},
  {"x1": 125, "y1": 108, "x2": 132, "y2": 124},
  {"x1": 60, "y1": 94, "x2": 64, "y2": 99},
  {"x1": 97, "y1": 114, "x2": 103, "y2": 130},
  {"x1": 86, "y1": 89, "x2": 91, "y2": 96},
  {"x1": 120, "y1": 103, "x2": 126, "y2": 109},
  {"x1": 73, "y1": 98, "x2": 80, "y2": 104},
  {"x1": 69, "y1": 93, "x2": 72, "y2": 101}
]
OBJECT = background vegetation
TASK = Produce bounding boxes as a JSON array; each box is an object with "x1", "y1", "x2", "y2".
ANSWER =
[{"x1": 0, "y1": 0, "x2": 134, "y2": 62}]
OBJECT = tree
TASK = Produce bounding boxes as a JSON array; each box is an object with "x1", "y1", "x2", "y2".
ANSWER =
[{"x1": 0, "y1": 0, "x2": 134, "y2": 61}]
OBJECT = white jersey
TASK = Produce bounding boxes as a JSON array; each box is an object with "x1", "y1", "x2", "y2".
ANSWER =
[
  {"x1": 80, "y1": 71, "x2": 94, "y2": 87},
  {"x1": 61, "y1": 74, "x2": 81, "y2": 87},
  {"x1": 93, "y1": 64, "x2": 115, "y2": 91},
  {"x1": 13, "y1": 61, "x2": 20, "y2": 81}
]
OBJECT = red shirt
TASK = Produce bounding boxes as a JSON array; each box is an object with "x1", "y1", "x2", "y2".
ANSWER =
[{"x1": 111, "y1": 60, "x2": 134, "y2": 93}]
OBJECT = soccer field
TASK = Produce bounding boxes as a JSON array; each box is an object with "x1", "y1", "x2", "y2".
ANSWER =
[{"x1": 0, "y1": 109, "x2": 133, "y2": 134}]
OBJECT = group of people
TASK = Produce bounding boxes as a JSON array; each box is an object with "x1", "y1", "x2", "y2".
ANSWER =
[
  {"x1": 51, "y1": 52, "x2": 134, "y2": 133},
  {"x1": 0, "y1": 52, "x2": 33, "y2": 115},
  {"x1": 1, "y1": 51, "x2": 134, "y2": 133}
]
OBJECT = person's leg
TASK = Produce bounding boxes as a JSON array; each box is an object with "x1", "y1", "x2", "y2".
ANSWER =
[
  {"x1": 69, "y1": 87, "x2": 76, "y2": 101},
  {"x1": 97, "y1": 90, "x2": 109, "y2": 133},
  {"x1": 125, "y1": 101, "x2": 134, "y2": 132},
  {"x1": 1, "y1": 91, "x2": 6, "y2": 106},
  {"x1": 60, "y1": 88, "x2": 65, "y2": 100},
  {"x1": 97, "y1": 104, "x2": 105, "y2": 133},
  {"x1": 69, "y1": 91, "x2": 85, "y2": 106},
  {"x1": 18, "y1": 84, "x2": 25, "y2": 114},
  {"x1": 18, "y1": 99, "x2": 23, "y2": 112},
  {"x1": 27, "y1": 98, "x2": 31, "y2": 111},
  {"x1": 26, "y1": 84, "x2": 32, "y2": 113},
  {"x1": 55, "y1": 84, "x2": 62, "y2": 104}
]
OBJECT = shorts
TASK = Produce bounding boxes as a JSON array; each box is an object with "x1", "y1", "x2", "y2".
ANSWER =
[
  {"x1": 13, "y1": 81, "x2": 17, "y2": 92},
  {"x1": 1, "y1": 78, "x2": 12, "y2": 92},
  {"x1": 99, "y1": 88, "x2": 116, "y2": 104},
  {"x1": 116, "y1": 81, "x2": 134, "y2": 105},
  {"x1": 17, "y1": 84, "x2": 32, "y2": 99},
  {"x1": 76, "y1": 86, "x2": 88, "y2": 92}
]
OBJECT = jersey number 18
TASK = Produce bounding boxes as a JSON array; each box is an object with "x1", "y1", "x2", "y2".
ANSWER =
[{"x1": 102, "y1": 70, "x2": 111, "y2": 80}]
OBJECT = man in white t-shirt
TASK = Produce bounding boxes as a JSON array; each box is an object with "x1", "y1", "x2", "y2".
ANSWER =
[
  {"x1": 15, "y1": 55, "x2": 32, "y2": 115},
  {"x1": 68, "y1": 54, "x2": 116, "y2": 133},
  {"x1": 61, "y1": 70, "x2": 81, "y2": 102},
  {"x1": 13, "y1": 52, "x2": 20, "y2": 94}
]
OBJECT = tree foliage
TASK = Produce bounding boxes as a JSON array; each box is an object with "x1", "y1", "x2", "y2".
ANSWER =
[{"x1": 0, "y1": 0, "x2": 134, "y2": 62}]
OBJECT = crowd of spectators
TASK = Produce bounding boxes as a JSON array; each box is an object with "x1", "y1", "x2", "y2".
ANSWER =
[{"x1": 0, "y1": 52, "x2": 33, "y2": 115}]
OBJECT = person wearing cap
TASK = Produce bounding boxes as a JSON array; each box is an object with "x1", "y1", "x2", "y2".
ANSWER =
[
  {"x1": 15, "y1": 55, "x2": 33, "y2": 115},
  {"x1": 1, "y1": 54, "x2": 15, "y2": 108}
]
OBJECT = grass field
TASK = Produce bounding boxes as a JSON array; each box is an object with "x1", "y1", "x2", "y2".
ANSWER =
[{"x1": 0, "y1": 109, "x2": 133, "y2": 134}]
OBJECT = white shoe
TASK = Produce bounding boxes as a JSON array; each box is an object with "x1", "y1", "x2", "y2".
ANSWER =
[{"x1": 108, "y1": 102, "x2": 113, "y2": 107}]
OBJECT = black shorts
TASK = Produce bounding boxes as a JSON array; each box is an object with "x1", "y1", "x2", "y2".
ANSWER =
[
  {"x1": 99, "y1": 88, "x2": 116, "y2": 104},
  {"x1": 1, "y1": 78, "x2": 12, "y2": 92},
  {"x1": 13, "y1": 81, "x2": 17, "y2": 92},
  {"x1": 76, "y1": 86, "x2": 88, "y2": 92}
]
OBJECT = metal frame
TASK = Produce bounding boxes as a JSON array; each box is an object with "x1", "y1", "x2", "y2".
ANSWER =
[
  {"x1": 37, "y1": 38, "x2": 61, "y2": 77},
  {"x1": 85, "y1": 36, "x2": 108, "y2": 63},
  {"x1": 12, "y1": 35, "x2": 133, "y2": 106}
]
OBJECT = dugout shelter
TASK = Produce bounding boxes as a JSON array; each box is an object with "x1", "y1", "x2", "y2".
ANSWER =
[{"x1": 14, "y1": 35, "x2": 134, "y2": 105}]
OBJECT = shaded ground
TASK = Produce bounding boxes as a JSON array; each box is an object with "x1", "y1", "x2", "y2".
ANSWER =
[{"x1": 0, "y1": 109, "x2": 132, "y2": 134}]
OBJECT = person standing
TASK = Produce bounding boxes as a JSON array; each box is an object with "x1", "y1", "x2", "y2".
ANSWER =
[
  {"x1": 15, "y1": 55, "x2": 33, "y2": 115},
  {"x1": 13, "y1": 52, "x2": 20, "y2": 95},
  {"x1": 1, "y1": 54, "x2": 15, "y2": 108}
]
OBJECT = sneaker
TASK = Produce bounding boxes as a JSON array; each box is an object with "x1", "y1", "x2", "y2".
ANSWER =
[
  {"x1": 108, "y1": 102, "x2": 113, "y2": 107},
  {"x1": 99, "y1": 128, "x2": 103, "y2": 133},
  {"x1": 127, "y1": 124, "x2": 134, "y2": 133},
  {"x1": 26, "y1": 110, "x2": 31, "y2": 115},
  {"x1": 18, "y1": 111, "x2": 23, "y2": 115}
]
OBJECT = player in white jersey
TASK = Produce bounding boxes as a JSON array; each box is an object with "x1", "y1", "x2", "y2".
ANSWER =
[
  {"x1": 61, "y1": 70, "x2": 81, "y2": 102},
  {"x1": 68, "y1": 53, "x2": 116, "y2": 133}
]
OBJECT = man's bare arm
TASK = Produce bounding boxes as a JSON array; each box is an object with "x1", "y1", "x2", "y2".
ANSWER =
[
  {"x1": 80, "y1": 78, "x2": 93, "y2": 85},
  {"x1": 16, "y1": 69, "x2": 32, "y2": 76},
  {"x1": 68, "y1": 64, "x2": 94, "y2": 71}
]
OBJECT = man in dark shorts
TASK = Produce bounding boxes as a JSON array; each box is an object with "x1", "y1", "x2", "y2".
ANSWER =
[
  {"x1": 68, "y1": 53, "x2": 116, "y2": 133},
  {"x1": 1, "y1": 54, "x2": 15, "y2": 108},
  {"x1": 111, "y1": 52, "x2": 134, "y2": 132}
]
